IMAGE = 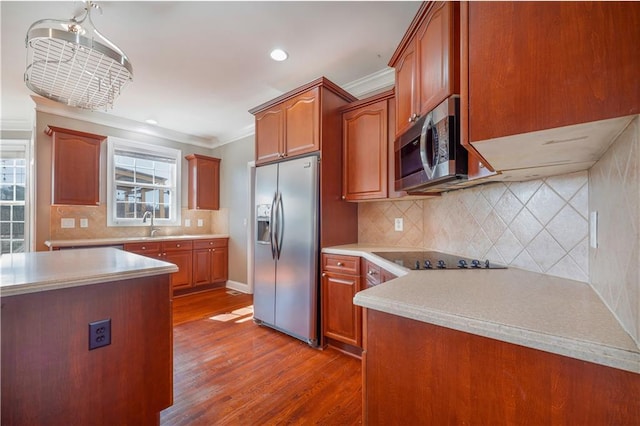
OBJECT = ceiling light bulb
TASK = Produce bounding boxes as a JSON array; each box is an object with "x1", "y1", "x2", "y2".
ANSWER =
[{"x1": 270, "y1": 49, "x2": 288, "y2": 61}]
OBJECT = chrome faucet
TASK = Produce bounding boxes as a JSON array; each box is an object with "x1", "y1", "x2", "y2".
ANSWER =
[{"x1": 142, "y1": 210, "x2": 159, "y2": 237}]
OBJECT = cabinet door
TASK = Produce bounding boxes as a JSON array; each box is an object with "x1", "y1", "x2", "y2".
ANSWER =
[
  {"x1": 394, "y1": 44, "x2": 417, "y2": 137},
  {"x1": 186, "y1": 155, "x2": 220, "y2": 210},
  {"x1": 416, "y1": 1, "x2": 457, "y2": 116},
  {"x1": 343, "y1": 99, "x2": 389, "y2": 201},
  {"x1": 283, "y1": 88, "x2": 320, "y2": 158},
  {"x1": 192, "y1": 248, "x2": 211, "y2": 285},
  {"x1": 467, "y1": 2, "x2": 640, "y2": 142},
  {"x1": 164, "y1": 251, "x2": 192, "y2": 290},
  {"x1": 49, "y1": 128, "x2": 104, "y2": 205},
  {"x1": 255, "y1": 107, "x2": 284, "y2": 165},
  {"x1": 210, "y1": 247, "x2": 228, "y2": 283},
  {"x1": 322, "y1": 271, "x2": 362, "y2": 347}
]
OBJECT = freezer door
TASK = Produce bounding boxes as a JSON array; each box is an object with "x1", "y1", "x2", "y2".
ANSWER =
[
  {"x1": 273, "y1": 155, "x2": 319, "y2": 342},
  {"x1": 253, "y1": 163, "x2": 278, "y2": 325}
]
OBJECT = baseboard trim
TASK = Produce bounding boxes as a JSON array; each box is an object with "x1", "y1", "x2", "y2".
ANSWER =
[{"x1": 226, "y1": 280, "x2": 251, "y2": 294}]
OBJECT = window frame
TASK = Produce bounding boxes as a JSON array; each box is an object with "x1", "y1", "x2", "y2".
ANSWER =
[
  {"x1": 106, "y1": 137, "x2": 181, "y2": 227},
  {"x1": 0, "y1": 139, "x2": 31, "y2": 254}
]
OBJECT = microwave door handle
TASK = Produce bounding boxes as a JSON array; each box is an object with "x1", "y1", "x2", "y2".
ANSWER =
[{"x1": 420, "y1": 112, "x2": 435, "y2": 179}]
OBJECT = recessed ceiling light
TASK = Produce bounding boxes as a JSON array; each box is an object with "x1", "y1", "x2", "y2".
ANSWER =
[
  {"x1": 145, "y1": 118, "x2": 158, "y2": 125},
  {"x1": 270, "y1": 48, "x2": 288, "y2": 62}
]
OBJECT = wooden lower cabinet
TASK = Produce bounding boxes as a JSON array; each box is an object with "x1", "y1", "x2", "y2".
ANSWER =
[
  {"x1": 363, "y1": 309, "x2": 640, "y2": 425},
  {"x1": 193, "y1": 238, "x2": 229, "y2": 286},
  {"x1": 321, "y1": 254, "x2": 362, "y2": 350},
  {"x1": 125, "y1": 238, "x2": 228, "y2": 293}
]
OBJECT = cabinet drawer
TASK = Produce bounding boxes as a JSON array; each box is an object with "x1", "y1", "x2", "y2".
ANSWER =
[
  {"x1": 193, "y1": 239, "x2": 228, "y2": 250},
  {"x1": 322, "y1": 254, "x2": 360, "y2": 275},
  {"x1": 162, "y1": 240, "x2": 193, "y2": 252},
  {"x1": 123, "y1": 242, "x2": 161, "y2": 254},
  {"x1": 363, "y1": 259, "x2": 382, "y2": 288}
]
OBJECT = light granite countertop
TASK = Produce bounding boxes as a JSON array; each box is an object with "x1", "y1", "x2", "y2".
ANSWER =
[
  {"x1": 44, "y1": 234, "x2": 229, "y2": 249},
  {"x1": 0, "y1": 247, "x2": 178, "y2": 297},
  {"x1": 324, "y1": 244, "x2": 640, "y2": 374}
]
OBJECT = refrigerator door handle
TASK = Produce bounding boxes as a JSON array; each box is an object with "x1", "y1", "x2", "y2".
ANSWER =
[
  {"x1": 276, "y1": 192, "x2": 284, "y2": 260},
  {"x1": 269, "y1": 192, "x2": 277, "y2": 260}
]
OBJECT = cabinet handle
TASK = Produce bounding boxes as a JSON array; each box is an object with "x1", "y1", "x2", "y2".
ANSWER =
[
  {"x1": 210, "y1": 242, "x2": 214, "y2": 245},
  {"x1": 176, "y1": 244, "x2": 181, "y2": 248},
  {"x1": 337, "y1": 262, "x2": 343, "y2": 267},
  {"x1": 408, "y1": 113, "x2": 420, "y2": 123},
  {"x1": 211, "y1": 249, "x2": 216, "y2": 252},
  {"x1": 368, "y1": 270, "x2": 378, "y2": 275},
  {"x1": 322, "y1": 273, "x2": 327, "y2": 277},
  {"x1": 141, "y1": 246, "x2": 146, "y2": 250}
]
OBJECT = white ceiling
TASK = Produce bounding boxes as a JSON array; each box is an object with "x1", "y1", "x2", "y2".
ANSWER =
[{"x1": 1, "y1": 1, "x2": 420, "y2": 146}]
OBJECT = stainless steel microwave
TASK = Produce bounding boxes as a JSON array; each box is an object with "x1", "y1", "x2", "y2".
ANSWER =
[{"x1": 394, "y1": 96, "x2": 467, "y2": 193}]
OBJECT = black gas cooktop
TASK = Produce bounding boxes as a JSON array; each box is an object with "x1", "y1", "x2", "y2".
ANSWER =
[{"x1": 372, "y1": 251, "x2": 506, "y2": 270}]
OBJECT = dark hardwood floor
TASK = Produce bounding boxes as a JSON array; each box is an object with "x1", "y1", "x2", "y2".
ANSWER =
[{"x1": 161, "y1": 288, "x2": 362, "y2": 425}]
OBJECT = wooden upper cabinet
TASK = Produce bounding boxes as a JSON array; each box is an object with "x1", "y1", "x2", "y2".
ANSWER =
[
  {"x1": 341, "y1": 91, "x2": 394, "y2": 201},
  {"x1": 249, "y1": 77, "x2": 356, "y2": 166},
  {"x1": 464, "y1": 1, "x2": 640, "y2": 143},
  {"x1": 283, "y1": 88, "x2": 320, "y2": 158},
  {"x1": 390, "y1": 1, "x2": 460, "y2": 138},
  {"x1": 254, "y1": 108, "x2": 284, "y2": 165},
  {"x1": 46, "y1": 126, "x2": 104, "y2": 206},
  {"x1": 185, "y1": 154, "x2": 220, "y2": 210},
  {"x1": 253, "y1": 87, "x2": 319, "y2": 165}
]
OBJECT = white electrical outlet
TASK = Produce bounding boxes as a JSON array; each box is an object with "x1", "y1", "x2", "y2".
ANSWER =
[
  {"x1": 394, "y1": 217, "x2": 403, "y2": 232},
  {"x1": 590, "y1": 211, "x2": 598, "y2": 248},
  {"x1": 197, "y1": 219, "x2": 204, "y2": 227},
  {"x1": 184, "y1": 219, "x2": 191, "y2": 227},
  {"x1": 61, "y1": 218, "x2": 75, "y2": 228},
  {"x1": 80, "y1": 218, "x2": 88, "y2": 228}
]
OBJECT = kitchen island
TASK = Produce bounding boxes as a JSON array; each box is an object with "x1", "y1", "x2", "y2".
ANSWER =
[
  {"x1": 324, "y1": 244, "x2": 640, "y2": 424},
  {"x1": 1, "y1": 248, "x2": 178, "y2": 425}
]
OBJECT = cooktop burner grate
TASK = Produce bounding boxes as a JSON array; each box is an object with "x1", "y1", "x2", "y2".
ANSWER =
[{"x1": 372, "y1": 251, "x2": 506, "y2": 270}]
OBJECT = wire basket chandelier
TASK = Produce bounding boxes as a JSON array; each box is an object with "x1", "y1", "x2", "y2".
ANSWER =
[{"x1": 24, "y1": 1, "x2": 133, "y2": 111}]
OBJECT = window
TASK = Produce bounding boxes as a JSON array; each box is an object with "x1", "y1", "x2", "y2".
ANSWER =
[
  {"x1": 0, "y1": 140, "x2": 30, "y2": 254},
  {"x1": 107, "y1": 137, "x2": 181, "y2": 226}
]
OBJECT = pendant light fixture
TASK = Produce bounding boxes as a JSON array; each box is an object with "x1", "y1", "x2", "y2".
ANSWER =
[{"x1": 24, "y1": 1, "x2": 133, "y2": 111}]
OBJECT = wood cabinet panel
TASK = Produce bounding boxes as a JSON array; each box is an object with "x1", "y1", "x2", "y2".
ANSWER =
[
  {"x1": 322, "y1": 254, "x2": 360, "y2": 275},
  {"x1": 1, "y1": 275, "x2": 172, "y2": 424},
  {"x1": 466, "y1": 1, "x2": 640, "y2": 143},
  {"x1": 364, "y1": 309, "x2": 640, "y2": 425},
  {"x1": 124, "y1": 240, "x2": 193, "y2": 290},
  {"x1": 417, "y1": 1, "x2": 458, "y2": 115},
  {"x1": 342, "y1": 97, "x2": 389, "y2": 201},
  {"x1": 163, "y1": 250, "x2": 192, "y2": 290},
  {"x1": 283, "y1": 88, "x2": 320, "y2": 158},
  {"x1": 185, "y1": 154, "x2": 220, "y2": 210},
  {"x1": 46, "y1": 126, "x2": 104, "y2": 206},
  {"x1": 390, "y1": 2, "x2": 459, "y2": 137},
  {"x1": 394, "y1": 45, "x2": 417, "y2": 137},
  {"x1": 192, "y1": 238, "x2": 229, "y2": 286},
  {"x1": 322, "y1": 271, "x2": 361, "y2": 347},
  {"x1": 254, "y1": 108, "x2": 284, "y2": 165}
]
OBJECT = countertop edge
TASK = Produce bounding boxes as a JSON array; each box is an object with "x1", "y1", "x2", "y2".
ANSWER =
[
  {"x1": 45, "y1": 234, "x2": 230, "y2": 248},
  {"x1": 1, "y1": 264, "x2": 179, "y2": 297},
  {"x1": 354, "y1": 291, "x2": 639, "y2": 374},
  {"x1": 324, "y1": 245, "x2": 640, "y2": 375}
]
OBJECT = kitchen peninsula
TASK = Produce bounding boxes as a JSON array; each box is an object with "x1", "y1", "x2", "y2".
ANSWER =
[
  {"x1": 1, "y1": 248, "x2": 177, "y2": 424},
  {"x1": 324, "y1": 245, "x2": 640, "y2": 424}
]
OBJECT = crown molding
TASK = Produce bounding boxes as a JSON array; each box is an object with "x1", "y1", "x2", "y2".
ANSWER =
[
  {"x1": 341, "y1": 67, "x2": 395, "y2": 99},
  {"x1": 215, "y1": 123, "x2": 256, "y2": 148},
  {"x1": 31, "y1": 95, "x2": 217, "y2": 148}
]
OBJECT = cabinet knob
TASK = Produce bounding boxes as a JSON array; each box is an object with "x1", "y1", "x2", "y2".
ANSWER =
[
  {"x1": 210, "y1": 242, "x2": 214, "y2": 245},
  {"x1": 322, "y1": 273, "x2": 327, "y2": 277},
  {"x1": 141, "y1": 246, "x2": 146, "y2": 250},
  {"x1": 337, "y1": 262, "x2": 343, "y2": 267},
  {"x1": 368, "y1": 270, "x2": 378, "y2": 275},
  {"x1": 341, "y1": 195, "x2": 346, "y2": 200},
  {"x1": 176, "y1": 244, "x2": 181, "y2": 248}
]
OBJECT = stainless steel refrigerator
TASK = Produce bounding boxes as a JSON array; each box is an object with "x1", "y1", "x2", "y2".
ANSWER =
[{"x1": 253, "y1": 154, "x2": 320, "y2": 346}]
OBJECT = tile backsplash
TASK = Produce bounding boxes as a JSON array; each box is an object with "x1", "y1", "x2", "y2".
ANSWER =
[
  {"x1": 359, "y1": 171, "x2": 589, "y2": 283},
  {"x1": 589, "y1": 116, "x2": 639, "y2": 346},
  {"x1": 50, "y1": 205, "x2": 229, "y2": 240}
]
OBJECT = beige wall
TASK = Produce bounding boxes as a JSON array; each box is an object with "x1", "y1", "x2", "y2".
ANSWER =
[
  {"x1": 589, "y1": 116, "x2": 639, "y2": 346},
  {"x1": 212, "y1": 135, "x2": 255, "y2": 286}
]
